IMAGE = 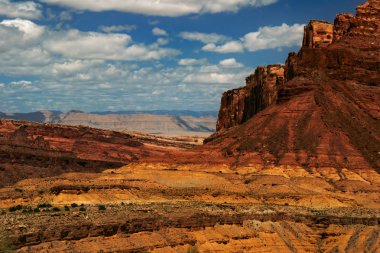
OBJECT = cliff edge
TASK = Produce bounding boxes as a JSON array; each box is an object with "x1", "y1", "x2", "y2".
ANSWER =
[{"x1": 206, "y1": 0, "x2": 380, "y2": 170}]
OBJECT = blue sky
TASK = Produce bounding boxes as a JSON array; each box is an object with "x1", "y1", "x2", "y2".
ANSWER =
[{"x1": 0, "y1": 0, "x2": 363, "y2": 112}]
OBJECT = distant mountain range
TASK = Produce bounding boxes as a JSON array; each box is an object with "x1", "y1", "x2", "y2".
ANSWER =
[{"x1": 0, "y1": 110, "x2": 217, "y2": 137}]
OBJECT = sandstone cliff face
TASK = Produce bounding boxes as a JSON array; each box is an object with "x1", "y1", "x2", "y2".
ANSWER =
[
  {"x1": 208, "y1": 0, "x2": 380, "y2": 170},
  {"x1": 303, "y1": 20, "x2": 334, "y2": 48},
  {"x1": 216, "y1": 65, "x2": 285, "y2": 131},
  {"x1": 216, "y1": 88, "x2": 246, "y2": 131}
]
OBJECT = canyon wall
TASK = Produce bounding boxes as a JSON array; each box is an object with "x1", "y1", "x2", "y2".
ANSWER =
[
  {"x1": 216, "y1": 0, "x2": 379, "y2": 132},
  {"x1": 207, "y1": 0, "x2": 380, "y2": 170},
  {"x1": 216, "y1": 65, "x2": 285, "y2": 131}
]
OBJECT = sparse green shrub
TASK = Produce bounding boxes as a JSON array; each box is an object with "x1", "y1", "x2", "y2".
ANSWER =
[
  {"x1": 79, "y1": 207, "x2": 86, "y2": 212},
  {"x1": 52, "y1": 207, "x2": 61, "y2": 212},
  {"x1": 64, "y1": 206, "x2": 70, "y2": 211},
  {"x1": 98, "y1": 205, "x2": 106, "y2": 211},
  {"x1": 33, "y1": 208, "x2": 40, "y2": 213},
  {"x1": 1, "y1": 210, "x2": 5, "y2": 215},
  {"x1": 38, "y1": 190, "x2": 44, "y2": 195},
  {"x1": 15, "y1": 188, "x2": 23, "y2": 193},
  {"x1": 37, "y1": 203, "x2": 52, "y2": 208},
  {"x1": 71, "y1": 203, "x2": 78, "y2": 208},
  {"x1": 9, "y1": 205, "x2": 23, "y2": 212}
]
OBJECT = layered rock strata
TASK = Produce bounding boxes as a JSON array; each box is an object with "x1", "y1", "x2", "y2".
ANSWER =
[
  {"x1": 208, "y1": 0, "x2": 380, "y2": 170},
  {"x1": 303, "y1": 20, "x2": 334, "y2": 48},
  {"x1": 216, "y1": 65, "x2": 285, "y2": 131},
  {"x1": 0, "y1": 120, "x2": 199, "y2": 187}
]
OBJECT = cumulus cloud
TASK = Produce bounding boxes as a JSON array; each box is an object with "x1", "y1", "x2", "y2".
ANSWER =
[
  {"x1": 0, "y1": 18, "x2": 44, "y2": 40},
  {"x1": 10, "y1": 80, "x2": 32, "y2": 86},
  {"x1": 99, "y1": 25, "x2": 137, "y2": 33},
  {"x1": 219, "y1": 58, "x2": 243, "y2": 68},
  {"x1": 0, "y1": 18, "x2": 181, "y2": 80},
  {"x1": 152, "y1": 27, "x2": 168, "y2": 36},
  {"x1": 51, "y1": 60, "x2": 102, "y2": 75},
  {"x1": 181, "y1": 62, "x2": 248, "y2": 85},
  {"x1": 187, "y1": 23, "x2": 304, "y2": 54},
  {"x1": 178, "y1": 58, "x2": 207, "y2": 66},
  {"x1": 42, "y1": 28, "x2": 178, "y2": 61},
  {"x1": 243, "y1": 23, "x2": 304, "y2": 51},
  {"x1": 183, "y1": 73, "x2": 236, "y2": 84},
  {"x1": 40, "y1": 0, "x2": 278, "y2": 17},
  {"x1": 98, "y1": 82, "x2": 113, "y2": 89},
  {"x1": 44, "y1": 30, "x2": 134, "y2": 60},
  {"x1": 0, "y1": 0, "x2": 42, "y2": 19},
  {"x1": 202, "y1": 41, "x2": 244, "y2": 53},
  {"x1": 179, "y1": 31, "x2": 228, "y2": 44},
  {"x1": 156, "y1": 38, "x2": 169, "y2": 46}
]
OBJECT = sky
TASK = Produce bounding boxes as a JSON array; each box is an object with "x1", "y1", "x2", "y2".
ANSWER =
[{"x1": 0, "y1": 0, "x2": 364, "y2": 113}]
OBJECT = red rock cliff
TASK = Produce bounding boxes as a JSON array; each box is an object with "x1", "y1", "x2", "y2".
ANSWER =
[
  {"x1": 216, "y1": 65, "x2": 285, "y2": 131},
  {"x1": 208, "y1": 0, "x2": 380, "y2": 170}
]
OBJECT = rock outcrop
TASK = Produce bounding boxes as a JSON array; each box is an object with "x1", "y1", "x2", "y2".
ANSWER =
[
  {"x1": 208, "y1": 0, "x2": 380, "y2": 170},
  {"x1": 216, "y1": 65, "x2": 285, "y2": 131},
  {"x1": 303, "y1": 20, "x2": 334, "y2": 48}
]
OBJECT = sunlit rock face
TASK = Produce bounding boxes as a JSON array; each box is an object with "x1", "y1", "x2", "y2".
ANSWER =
[{"x1": 303, "y1": 20, "x2": 334, "y2": 48}]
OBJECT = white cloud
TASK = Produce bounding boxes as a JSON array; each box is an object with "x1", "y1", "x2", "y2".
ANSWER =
[
  {"x1": 40, "y1": 0, "x2": 278, "y2": 17},
  {"x1": 99, "y1": 25, "x2": 137, "y2": 33},
  {"x1": 183, "y1": 73, "x2": 236, "y2": 84},
  {"x1": 189, "y1": 23, "x2": 304, "y2": 54},
  {"x1": 179, "y1": 31, "x2": 228, "y2": 44},
  {"x1": 44, "y1": 30, "x2": 133, "y2": 60},
  {"x1": 181, "y1": 62, "x2": 248, "y2": 85},
  {"x1": 10, "y1": 80, "x2": 32, "y2": 86},
  {"x1": 178, "y1": 58, "x2": 207, "y2": 66},
  {"x1": 98, "y1": 82, "x2": 113, "y2": 89},
  {"x1": 156, "y1": 38, "x2": 169, "y2": 46},
  {"x1": 152, "y1": 27, "x2": 168, "y2": 36},
  {"x1": 243, "y1": 23, "x2": 304, "y2": 51},
  {"x1": 219, "y1": 58, "x2": 243, "y2": 68},
  {"x1": 0, "y1": 0, "x2": 42, "y2": 19},
  {"x1": 0, "y1": 18, "x2": 44, "y2": 40},
  {"x1": 43, "y1": 29, "x2": 179, "y2": 61},
  {"x1": 0, "y1": 18, "x2": 181, "y2": 81},
  {"x1": 202, "y1": 41, "x2": 244, "y2": 53},
  {"x1": 52, "y1": 60, "x2": 102, "y2": 75}
]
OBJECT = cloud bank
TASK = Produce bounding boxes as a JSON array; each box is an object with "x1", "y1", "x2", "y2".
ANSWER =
[
  {"x1": 182, "y1": 23, "x2": 305, "y2": 53},
  {"x1": 40, "y1": 0, "x2": 278, "y2": 17}
]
